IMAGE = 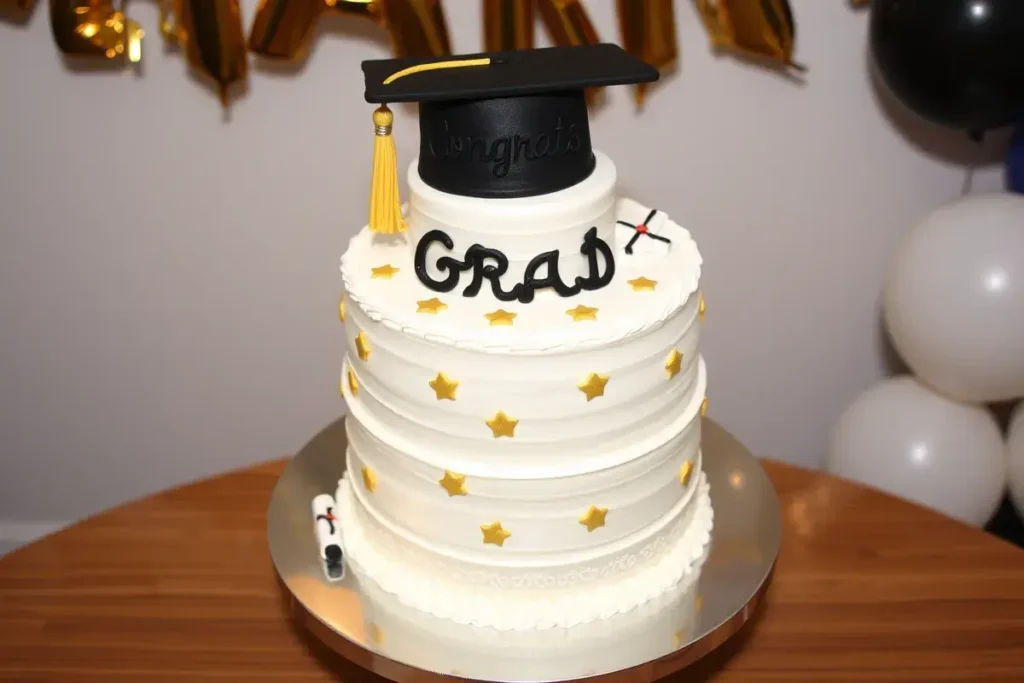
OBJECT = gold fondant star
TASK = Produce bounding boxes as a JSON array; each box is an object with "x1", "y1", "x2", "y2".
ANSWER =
[
  {"x1": 627, "y1": 276, "x2": 658, "y2": 291},
  {"x1": 338, "y1": 295, "x2": 346, "y2": 322},
  {"x1": 485, "y1": 410, "x2": 518, "y2": 438},
  {"x1": 566, "y1": 304, "x2": 598, "y2": 321},
  {"x1": 370, "y1": 264, "x2": 399, "y2": 279},
  {"x1": 354, "y1": 331, "x2": 371, "y2": 361},
  {"x1": 579, "y1": 505, "x2": 608, "y2": 532},
  {"x1": 361, "y1": 466, "x2": 376, "y2": 493},
  {"x1": 701, "y1": 396, "x2": 708, "y2": 417},
  {"x1": 481, "y1": 521, "x2": 511, "y2": 547},
  {"x1": 428, "y1": 372, "x2": 459, "y2": 401},
  {"x1": 679, "y1": 459, "x2": 693, "y2": 486},
  {"x1": 674, "y1": 630, "x2": 688, "y2": 648},
  {"x1": 696, "y1": 595, "x2": 703, "y2": 612},
  {"x1": 665, "y1": 349, "x2": 682, "y2": 379},
  {"x1": 485, "y1": 308, "x2": 517, "y2": 326},
  {"x1": 439, "y1": 470, "x2": 468, "y2": 497},
  {"x1": 698, "y1": 294, "x2": 706, "y2": 323},
  {"x1": 417, "y1": 297, "x2": 448, "y2": 314},
  {"x1": 578, "y1": 372, "x2": 608, "y2": 401},
  {"x1": 367, "y1": 623, "x2": 384, "y2": 644},
  {"x1": 347, "y1": 368, "x2": 359, "y2": 396}
]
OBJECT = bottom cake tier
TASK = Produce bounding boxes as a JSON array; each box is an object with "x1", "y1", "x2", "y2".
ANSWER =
[
  {"x1": 334, "y1": 466, "x2": 713, "y2": 631},
  {"x1": 351, "y1": 551, "x2": 704, "y2": 679}
]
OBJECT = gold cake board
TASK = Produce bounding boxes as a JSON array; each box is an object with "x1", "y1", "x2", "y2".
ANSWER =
[{"x1": 268, "y1": 417, "x2": 780, "y2": 682}]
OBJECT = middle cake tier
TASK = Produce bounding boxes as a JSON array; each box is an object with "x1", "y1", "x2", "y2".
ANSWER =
[{"x1": 340, "y1": 283, "x2": 702, "y2": 469}]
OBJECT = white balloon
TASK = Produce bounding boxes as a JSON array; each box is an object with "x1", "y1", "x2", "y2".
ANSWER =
[
  {"x1": 826, "y1": 376, "x2": 1006, "y2": 527},
  {"x1": 883, "y1": 193, "x2": 1024, "y2": 403},
  {"x1": 1008, "y1": 402, "x2": 1024, "y2": 521}
]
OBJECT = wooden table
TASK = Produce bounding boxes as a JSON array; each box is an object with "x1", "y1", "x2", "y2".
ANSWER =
[{"x1": 2, "y1": 459, "x2": 1024, "y2": 682}]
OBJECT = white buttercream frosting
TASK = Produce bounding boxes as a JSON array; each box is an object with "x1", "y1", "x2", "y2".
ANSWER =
[{"x1": 332, "y1": 156, "x2": 711, "y2": 630}]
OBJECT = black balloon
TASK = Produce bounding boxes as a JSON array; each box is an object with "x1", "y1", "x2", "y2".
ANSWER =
[{"x1": 870, "y1": 0, "x2": 1024, "y2": 133}]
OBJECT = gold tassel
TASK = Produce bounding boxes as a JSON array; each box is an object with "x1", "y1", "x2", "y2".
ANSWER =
[
  {"x1": 367, "y1": 57, "x2": 493, "y2": 234},
  {"x1": 369, "y1": 105, "x2": 406, "y2": 235}
]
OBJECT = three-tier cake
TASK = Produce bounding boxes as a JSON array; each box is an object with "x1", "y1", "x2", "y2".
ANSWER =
[{"x1": 331, "y1": 44, "x2": 712, "y2": 631}]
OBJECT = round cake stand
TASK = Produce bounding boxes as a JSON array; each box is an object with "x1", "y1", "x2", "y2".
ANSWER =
[{"x1": 268, "y1": 417, "x2": 781, "y2": 682}]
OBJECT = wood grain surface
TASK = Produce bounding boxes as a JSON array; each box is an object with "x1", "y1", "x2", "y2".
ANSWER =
[{"x1": 2, "y1": 458, "x2": 1024, "y2": 682}]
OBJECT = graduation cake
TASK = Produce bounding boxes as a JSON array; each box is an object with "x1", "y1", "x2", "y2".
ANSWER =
[{"x1": 332, "y1": 44, "x2": 712, "y2": 631}]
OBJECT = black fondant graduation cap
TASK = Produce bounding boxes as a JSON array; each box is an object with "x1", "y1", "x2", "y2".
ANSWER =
[
  {"x1": 362, "y1": 45, "x2": 658, "y2": 230},
  {"x1": 364, "y1": 43, "x2": 658, "y2": 104}
]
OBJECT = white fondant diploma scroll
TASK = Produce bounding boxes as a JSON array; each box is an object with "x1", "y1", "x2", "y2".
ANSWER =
[{"x1": 313, "y1": 493, "x2": 345, "y2": 581}]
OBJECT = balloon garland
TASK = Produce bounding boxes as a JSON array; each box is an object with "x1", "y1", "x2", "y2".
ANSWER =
[
  {"x1": 162, "y1": 1, "x2": 249, "y2": 106},
  {"x1": 4, "y1": 0, "x2": 805, "y2": 107},
  {"x1": 828, "y1": 0, "x2": 1024, "y2": 531}
]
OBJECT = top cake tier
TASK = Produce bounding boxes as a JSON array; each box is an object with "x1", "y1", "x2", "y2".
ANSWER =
[
  {"x1": 340, "y1": 183, "x2": 702, "y2": 355},
  {"x1": 408, "y1": 151, "x2": 617, "y2": 287}
]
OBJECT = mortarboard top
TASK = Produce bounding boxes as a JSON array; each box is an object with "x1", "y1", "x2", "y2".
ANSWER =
[
  {"x1": 363, "y1": 44, "x2": 658, "y2": 105},
  {"x1": 361, "y1": 44, "x2": 658, "y2": 201}
]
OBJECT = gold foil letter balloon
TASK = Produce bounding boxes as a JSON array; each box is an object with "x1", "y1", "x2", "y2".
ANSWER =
[
  {"x1": 536, "y1": 0, "x2": 598, "y2": 47},
  {"x1": 1, "y1": 0, "x2": 37, "y2": 17},
  {"x1": 248, "y1": 0, "x2": 376, "y2": 61},
  {"x1": 49, "y1": 0, "x2": 143, "y2": 62},
  {"x1": 483, "y1": 0, "x2": 602, "y2": 52},
  {"x1": 377, "y1": 0, "x2": 451, "y2": 58},
  {"x1": 616, "y1": 0, "x2": 678, "y2": 107},
  {"x1": 696, "y1": 0, "x2": 804, "y2": 72},
  {"x1": 249, "y1": 0, "x2": 451, "y2": 63},
  {"x1": 161, "y1": 0, "x2": 248, "y2": 106},
  {"x1": 484, "y1": 1, "x2": 679, "y2": 106},
  {"x1": 483, "y1": 0, "x2": 534, "y2": 52}
]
